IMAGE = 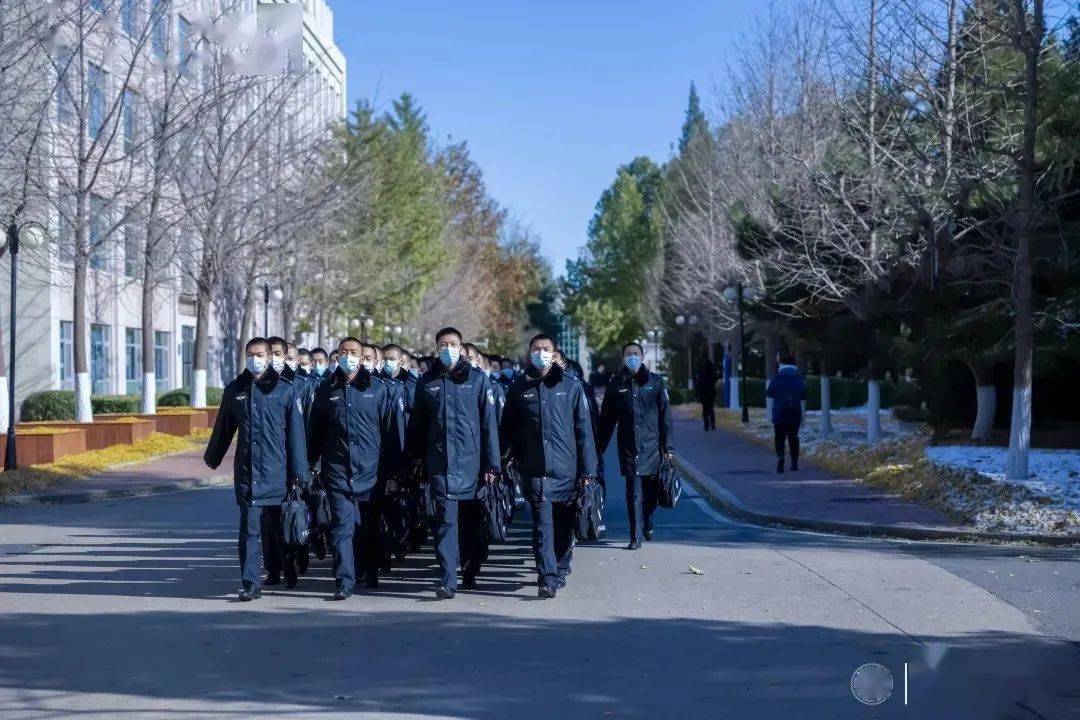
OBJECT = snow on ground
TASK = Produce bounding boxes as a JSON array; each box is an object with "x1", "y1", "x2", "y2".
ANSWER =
[{"x1": 925, "y1": 445, "x2": 1080, "y2": 512}]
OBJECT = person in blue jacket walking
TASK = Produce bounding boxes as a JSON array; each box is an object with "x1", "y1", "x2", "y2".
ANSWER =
[
  {"x1": 501, "y1": 334, "x2": 598, "y2": 598},
  {"x1": 765, "y1": 355, "x2": 807, "y2": 473},
  {"x1": 203, "y1": 337, "x2": 308, "y2": 601},
  {"x1": 406, "y1": 327, "x2": 501, "y2": 599}
]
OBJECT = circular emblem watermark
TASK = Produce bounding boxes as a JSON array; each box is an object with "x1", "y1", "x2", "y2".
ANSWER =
[{"x1": 851, "y1": 663, "x2": 894, "y2": 706}]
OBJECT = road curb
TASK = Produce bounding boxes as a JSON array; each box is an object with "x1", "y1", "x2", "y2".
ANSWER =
[
  {"x1": 674, "y1": 456, "x2": 1080, "y2": 547},
  {"x1": 0, "y1": 475, "x2": 232, "y2": 507}
]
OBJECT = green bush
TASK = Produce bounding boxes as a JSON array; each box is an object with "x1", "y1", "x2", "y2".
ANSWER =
[
  {"x1": 21, "y1": 390, "x2": 76, "y2": 421},
  {"x1": 92, "y1": 395, "x2": 140, "y2": 414},
  {"x1": 893, "y1": 404, "x2": 932, "y2": 423},
  {"x1": 666, "y1": 387, "x2": 691, "y2": 406},
  {"x1": 739, "y1": 376, "x2": 899, "y2": 409},
  {"x1": 157, "y1": 387, "x2": 224, "y2": 407}
]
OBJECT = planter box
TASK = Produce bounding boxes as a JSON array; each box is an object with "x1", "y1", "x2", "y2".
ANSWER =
[
  {"x1": 197, "y1": 407, "x2": 219, "y2": 428},
  {"x1": 0, "y1": 428, "x2": 87, "y2": 468},
  {"x1": 21, "y1": 419, "x2": 155, "y2": 450},
  {"x1": 95, "y1": 411, "x2": 209, "y2": 437}
]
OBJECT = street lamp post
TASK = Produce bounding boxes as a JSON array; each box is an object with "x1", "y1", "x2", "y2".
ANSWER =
[
  {"x1": 675, "y1": 315, "x2": 698, "y2": 391},
  {"x1": 4, "y1": 219, "x2": 46, "y2": 471},
  {"x1": 261, "y1": 284, "x2": 282, "y2": 336},
  {"x1": 724, "y1": 283, "x2": 756, "y2": 424}
]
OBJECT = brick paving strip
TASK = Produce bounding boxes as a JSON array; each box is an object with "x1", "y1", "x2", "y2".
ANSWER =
[
  {"x1": 673, "y1": 412, "x2": 1080, "y2": 546},
  {"x1": 0, "y1": 447, "x2": 232, "y2": 506}
]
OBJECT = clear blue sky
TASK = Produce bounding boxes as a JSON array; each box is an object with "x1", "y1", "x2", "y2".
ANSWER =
[{"x1": 326, "y1": 1, "x2": 759, "y2": 276}]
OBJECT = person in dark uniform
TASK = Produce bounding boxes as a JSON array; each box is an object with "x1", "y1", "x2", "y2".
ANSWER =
[
  {"x1": 406, "y1": 327, "x2": 500, "y2": 599},
  {"x1": 203, "y1": 337, "x2": 308, "y2": 601},
  {"x1": 501, "y1": 334, "x2": 598, "y2": 598},
  {"x1": 296, "y1": 347, "x2": 313, "y2": 378},
  {"x1": 307, "y1": 337, "x2": 404, "y2": 599},
  {"x1": 382, "y1": 343, "x2": 417, "y2": 411},
  {"x1": 694, "y1": 353, "x2": 718, "y2": 431},
  {"x1": 309, "y1": 347, "x2": 330, "y2": 386},
  {"x1": 568, "y1": 358, "x2": 605, "y2": 493},
  {"x1": 598, "y1": 342, "x2": 674, "y2": 550}
]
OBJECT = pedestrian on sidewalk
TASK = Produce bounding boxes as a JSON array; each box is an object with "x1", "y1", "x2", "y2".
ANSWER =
[
  {"x1": 765, "y1": 355, "x2": 807, "y2": 473},
  {"x1": 598, "y1": 342, "x2": 674, "y2": 550},
  {"x1": 694, "y1": 353, "x2": 718, "y2": 431},
  {"x1": 203, "y1": 337, "x2": 308, "y2": 601}
]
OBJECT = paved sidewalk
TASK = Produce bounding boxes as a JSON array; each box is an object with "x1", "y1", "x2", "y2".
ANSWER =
[
  {"x1": 673, "y1": 413, "x2": 963, "y2": 532},
  {"x1": 2, "y1": 446, "x2": 231, "y2": 505}
]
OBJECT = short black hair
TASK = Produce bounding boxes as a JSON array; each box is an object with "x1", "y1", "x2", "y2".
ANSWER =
[
  {"x1": 382, "y1": 343, "x2": 404, "y2": 354},
  {"x1": 528, "y1": 333, "x2": 556, "y2": 350},
  {"x1": 267, "y1": 336, "x2": 287, "y2": 352},
  {"x1": 463, "y1": 342, "x2": 480, "y2": 354},
  {"x1": 311, "y1": 347, "x2": 327, "y2": 360},
  {"x1": 298, "y1": 347, "x2": 311, "y2": 358},
  {"x1": 623, "y1": 341, "x2": 644, "y2": 354},
  {"x1": 435, "y1": 326, "x2": 463, "y2": 344},
  {"x1": 339, "y1": 336, "x2": 362, "y2": 347},
  {"x1": 245, "y1": 337, "x2": 269, "y2": 352},
  {"x1": 328, "y1": 349, "x2": 340, "y2": 359},
  {"x1": 286, "y1": 342, "x2": 297, "y2": 352},
  {"x1": 780, "y1": 355, "x2": 797, "y2": 366}
]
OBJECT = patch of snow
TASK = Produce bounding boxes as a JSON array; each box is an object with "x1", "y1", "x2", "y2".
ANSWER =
[{"x1": 926, "y1": 445, "x2": 1080, "y2": 512}]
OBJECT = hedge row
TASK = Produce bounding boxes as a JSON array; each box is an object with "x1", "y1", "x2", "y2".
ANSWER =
[
  {"x1": 21, "y1": 387, "x2": 224, "y2": 421},
  {"x1": 671, "y1": 375, "x2": 905, "y2": 410}
]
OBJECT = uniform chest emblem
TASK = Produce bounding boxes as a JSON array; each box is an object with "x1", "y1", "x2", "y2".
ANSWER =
[
  {"x1": 487, "y1": 389, "x2": 495, "y2": 406},
  {"x1": 235, "y1": 394, "x2": 247, "y2": 400},
  {"x1": 330, "y1": 394, "x2": 342, "y2": 402}
]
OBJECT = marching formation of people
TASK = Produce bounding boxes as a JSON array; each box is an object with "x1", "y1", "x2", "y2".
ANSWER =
[{"x1": 204, "y1": 329, "x2": 675, "y2": 602}]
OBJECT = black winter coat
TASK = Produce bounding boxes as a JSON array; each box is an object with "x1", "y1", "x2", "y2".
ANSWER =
[
  {"x1": 204, "y1": 368, "x2": 308, "y2": 507},
  {"x1": 500, "y1": 364, "x2": 598, "y2": 502},
  {"x1": 598, "y1": 365, "x2": 674, "y2": 477},
  {"x1": 307, "y1": 367, "x2": 405, "y2": 500},
  {"x1": 406, "y1": 358, "x2": 501, "y2": 501}
]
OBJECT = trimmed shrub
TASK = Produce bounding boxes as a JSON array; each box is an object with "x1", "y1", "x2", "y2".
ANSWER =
[
  {"x1": 92, "y1": 395, "x2": 140, "y2": 414},
  {"x1": 739, "y1": 376, "x2": 899, "y2": 409},
  {"x1": 21, "y1": 391, "x2": 76, "y2": 421},
  {"x1": 667, "y1": 387, "x2": 692, "y2": 405},
  {"x1": 158, "y1": 387, "x2": 224, "y2": 407}
]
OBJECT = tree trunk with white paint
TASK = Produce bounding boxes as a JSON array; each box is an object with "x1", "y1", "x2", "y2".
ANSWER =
[
  {"x1": 819, "y1": 375, "x2": 833, "y2": 437},
  {"x1": 141, "y1": 373, "x2": 156, "y2": 415},
  {"x1": 866, "y1": 379, "x2": 882, "y2": 443},
  {"x1": 0, "y1": 376, "x2": 9, "y2": 433},
  {"x1": 972, "y1": 385, "x2": 996, "y2": 441},
  {"x1": 192, "y1": 369, "x2": 207, "y2": 409}
]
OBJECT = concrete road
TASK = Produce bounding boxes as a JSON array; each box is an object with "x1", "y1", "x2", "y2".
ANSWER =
[{"x1": 0, "y1": 451, "x2": 1077, "y2": 719}]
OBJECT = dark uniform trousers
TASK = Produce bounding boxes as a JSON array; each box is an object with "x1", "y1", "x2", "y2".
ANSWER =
[
  {"x1": 524, "y1": 478, "x2": 575, "y2": 589},
  {"x1": 431, "y1": 496, "x2": 486, "y2": 591},
  {"x1": 625, "y1": 475, "x2": 659, "y2": 542},
  {"x1": 328, "y1": 490, "x2": 381, "y2": 592},
  {"x1": 239, "y1": 505, "x2": 283, "y2": 590},
  {"x1": 458, "y1": 498, "x2": 487, "y2": 580}
]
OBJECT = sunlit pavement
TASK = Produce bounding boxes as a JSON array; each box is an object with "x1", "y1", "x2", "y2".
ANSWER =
[{"x1": 0, "y1": 446, "x2": 1077, "y2": 719}]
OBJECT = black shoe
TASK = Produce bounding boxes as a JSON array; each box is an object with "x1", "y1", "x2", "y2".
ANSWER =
[
  {"x1": 644, "y1": 528, "x2": 655, "y2": 541},
  {"x1": 461, "y1": 575, "x2": 477, "y2": 590},
  {"x1": 555, "y1": 577, "x2": 567, "y2": 590},
  {"x1": 435, "y1": 585, "x2": 456, "y2": 600},
  {"x1": 238, "y1": 588, "x2": 262, "y2": 601},
  {"x1": 777, "y1": 456, "x2": 785, "y2": 473},
  {"x1": 284, "y1": 566, "x2": 298, "y2": 589},
  {"x1": 330, "y1": 588, "x2": 353, "y2": 601},
  {"x1": 263, "y1": 574, "x2": 281, "y2": 587},
  {"x1": 627, "y1": 540, "x2": 642, "y2": 550},
  {"x1": 538, "y1": 585, "x2": 557, "y2": 599},
  {"x1": 362, "y1": 572, "x2": 379, "y2": 589},
  {"x1": 791, "y1": 457, "x2": 798, "y2": 471}
]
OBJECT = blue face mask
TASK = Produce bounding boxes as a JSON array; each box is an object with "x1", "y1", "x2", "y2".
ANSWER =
[
  {"x1": 501, "y1": 368, "x2": 514, "y2": 379},
  {"x1": 438, "y1": 346, "x2": 460, "y2": 367},
  {"x1": 312, "y1": 363, "x2": 326, "y2": 376},
  {"x1": 246, "y1": 355, "x2": 267, "y2": 376},
  {"x1": 328, "y1": 361, "x2": 339, "y2": 374},
  {"x1": 624, "y1": 355, "x2": 643, "y2": 373},
  {"x1": 408, "y1": 368, "x2": 420, "y2": 379},
  {"x1": 339, "y1": 355, "x2": 359, "y2": 373},
  {"x1": 383, "y1": 359, "x2": 399, "y2": 376},
  {"x1": 531, "y1": 349, "x2": 553, "y2": 370}
]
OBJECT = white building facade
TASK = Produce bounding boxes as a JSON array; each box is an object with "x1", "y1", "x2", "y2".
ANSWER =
[{"x1": 1, "y1": 0, "x2": 346, "y2": 422}]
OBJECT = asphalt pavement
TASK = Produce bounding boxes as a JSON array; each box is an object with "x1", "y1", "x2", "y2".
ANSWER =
[{"x1": 0, "y1": 443, "x2": 1077, "y2": 719}]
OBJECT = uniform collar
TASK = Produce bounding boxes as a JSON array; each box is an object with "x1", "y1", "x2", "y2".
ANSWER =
[
  {"x1": 620, "y1": 364, "x2": 650, "y2": 385},
  {"x1": 433, "y1": 357, "x2": 472, "y2": 383},
  {"x1": 333, "y1": 366, "x2": 374, "y2": 391},
  {"x1": 525, "y1": 362, "x2": 564, "y2": 388},
  {"x1": 244, "y1": 366, "x2": 281, "y2": 391}
]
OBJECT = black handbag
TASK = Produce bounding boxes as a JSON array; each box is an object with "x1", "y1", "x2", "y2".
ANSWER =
[
  {"x1": 657, "y1": 457, "x2": 682, "y2": 509},
  {"x1": 574, "y1": 480, "x2": 606, "y2": 542},
  {"x1": 380, "y1": 475, "x2": 412, "y2": 556},
  {"x1": 281, "y1": 486, "x2": 312, "y2": 549},
  {"x1": 477, "y1": 479, "x2": 510, "y2": 544}
]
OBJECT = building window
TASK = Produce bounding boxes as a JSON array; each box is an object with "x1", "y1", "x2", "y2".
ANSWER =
[
  {"x1": 122, "y1": 88, "x2": 138, "y2": 153},
  {"x1": 182, "y1": 325, "x2": 194, "y2": 389},
  {"x1": 91, "y1": 323, "x2": 111, "y2": 395},
  {"x1": 151, "y1": 0, "x2": 169, "y2": 61},
  {"x1": 89, "y1": 195, "x2": 108, "y2": 270},
  {"x1": 59, "y1": 321, "x2": 74, "y2": 390},
  {"x1": 155, "y1": 331, "x2": 170, "y2": 391},
  {"x1": 55, "y1": 46, "x2": 75, "y2": 128},
  {"x1": 88, "y1": 63, "x2": 106, "y2": 139},
  {"x1": 124, "y1": 213, "x2": 141, "y2": 278},
  {"x1": 121, "y1": 0, "x2": 139, "y2": 36},
  {"x1": 178, "y1": 16, "x2": 193, "y2": 75},
  {"x1": 125, "y1": 328, "x2": 142, "y2": 395},
  {"x1": 180, "y1": 235, "x2": 195, "y2": 293},
  {"x1": 57, "y1": 208, "x2": 75, "y2": 263},
  {"x1": 90, "y1": 0, "x2": 105, "y2": 12}
]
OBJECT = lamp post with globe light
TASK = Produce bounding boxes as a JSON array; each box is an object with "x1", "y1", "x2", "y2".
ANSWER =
[
  {"x1": 674, "y1": 314, "x2": 698, "y2": 390},
  {"x1": 262, "y1": 284, "x2": 283, "y2": 336},
  {"x1": 4, "y1": 219, "x2": 47, "y2": 471},
  {"x1": 723, "y1": 283, "x2": 758, "y2": 423}
]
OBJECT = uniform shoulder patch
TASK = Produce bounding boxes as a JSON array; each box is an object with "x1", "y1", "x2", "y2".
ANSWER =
[
  {"x1": 296, "y1": 396, "x2": 304, "y2": 415},
  {"x1": 487, "y1": 388, "x2": 495, "y2": 406}
]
